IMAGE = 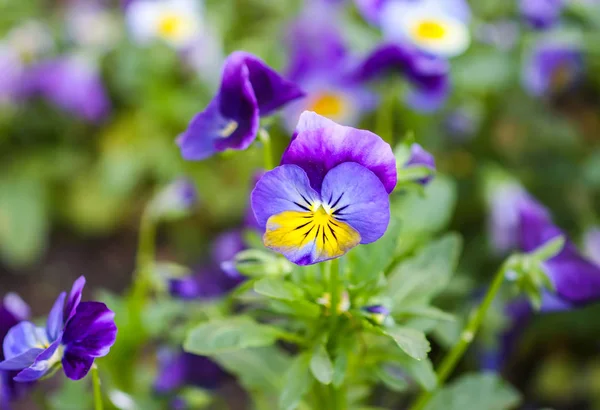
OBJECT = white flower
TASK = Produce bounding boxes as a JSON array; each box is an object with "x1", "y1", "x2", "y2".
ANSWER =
[
  {"x1": 381, "y1": 1, "x2": 470, "y2": 58},
  {"x1": 126, "y1": 0, "x2": 203, "y2": 48}
]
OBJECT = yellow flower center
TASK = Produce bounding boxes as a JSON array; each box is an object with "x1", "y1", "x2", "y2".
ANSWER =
[
  {"x1": 310, "y1": 92, "x2": 347, "y2": 118},
  {"x1": 220, "y1": 120, "x2": 239, "y2": 138},
  {"x1": 158, "y1": 14, "x2": 184, "y2": 39},
  {"x1": 414, "y1": 20, "x2": 447, "y2": 40}
]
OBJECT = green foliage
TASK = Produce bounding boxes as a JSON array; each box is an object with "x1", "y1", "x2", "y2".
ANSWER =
[
  {"x1": 383, "y1": 327, "x2": 431, "y2": 361},
  {"x1": 310, "y1": 343, "x2": 334, "y2": 385},
  {"x1": 279, "y1": 353, "x2": 313, "y2": 410}
]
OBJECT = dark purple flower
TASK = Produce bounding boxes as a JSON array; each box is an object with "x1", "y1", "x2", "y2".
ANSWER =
[
  {"x1": 519, "y1": 0, "x2": 564, "y2": 29},
  {"x1": 518, "y1": 198, "x2": 600, "y2": 306},
  {"x1": 155, "y1": 349, "x2": 227, "y2": 393},
  {"x1": 1, "y1": 294, "x2": 30, "y2": 407},
  {"x1": 522, "y1": 41, "x2": 584, "y2": 96},
  {"x1": 23, "y1": 57, "x2": 110, "y2": 122},
  {"x1": 0, "y1": 277, "x2": 117, "y2": 382},
  {"x1": 403, "y1": 143, "x2": 436, "y2": 185},
  {"x1": 169, "y1": 231, "x2": 247, "y2": 299},
  {"x1": 352, "y1": 43, "x2": 450, "y2": 111},
  {"x1": 177, "y1": 51, "x2": 304, "y2": 160}
]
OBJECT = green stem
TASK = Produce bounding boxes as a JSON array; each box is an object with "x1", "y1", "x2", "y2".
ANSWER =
[
  {"x1": 259, "y1": 129, "x2": 274, "y2": 170},
  {"x1": 376, "y1": 79, "x2": 397, "y2": 145},
  {"x1": 409, "y1": 264, "x2": 507, "y2": 410},
  {"x1": 91, "y1": 364, "x2": 104, "y2": 410},
  {"x1": 328, "y1": 259, "x2": 340, "y2": 329}
]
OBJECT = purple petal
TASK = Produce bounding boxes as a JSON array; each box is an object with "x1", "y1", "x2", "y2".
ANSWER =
[
  {"x1": 13, "y1": 339, "x2": 62, "y2": 382},
  {"x1": 46, "y1": 292, "x2": 66, "y2": 342},
  {"x1": 154, "y1": 349, "x2": 187, "y2": 393},
  {"x1": 251, "y1": 164, "x2": 321, "y2": 229},
  {"x1": 488, "y1": 183, "x2": 532, "y2": 254},
  {"x1": 1, "y1": 294, "x2": 30, "y2": 361},
  {"x1": 2, "y1": 322, "x2": 48, "y2": 363},
  {"x1": 177, "y1": 63, "x2": 259, "y2": 160},
  {"x1": 353, "y1": 44, "x2": 450, "y2": 111},
  {"x1": 354, "y1": 0, "x2": 386, "y2": 24},
  {"x1": 155, "y1": 350, "x2": 227, "y2": 393},
  {"x1": 0, "y1": 349, "x2": 43, "y2": 371},
  {"x1": 62, "y1": 302, "x2": 117, "y2": 358},
  {"x1": 522, "y1": 42, "x2": 583, "y2": 96},
  {"x1": 61, "y1": 352, "x2": 94, "y2": 381},
  {"x1": 65, "y1": 276, "x2": 86, "y2": 324},
  {"x1": 235, "y1": 51, "x2": 305, "y2": 116},
  {"x1": 404, "y1": 143, "x2": 436, "y2": 185},
  {"x1": 584, "y1": 228, "x2": 600, "y2": 267},
  {"x1": 519, "y1": 0, "x2": 564, "y2": 29},
  {"x1": 320, "y1": 163, "x2": 390, "y2": 243},
  {"x1": 211, "y1": 230, "x2": 245, "y2": 265},
  {"x1": 281, "y1": 112, "x2": 397, "y2": 193}
]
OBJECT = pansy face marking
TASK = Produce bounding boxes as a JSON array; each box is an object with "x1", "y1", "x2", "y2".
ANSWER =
[{"x1": 252, "y1": 112, "x2": 397, "y2": 265}]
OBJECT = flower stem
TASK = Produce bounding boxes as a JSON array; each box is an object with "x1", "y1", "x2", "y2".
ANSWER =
[
  {"x1": 328, "y1": 258, "x2": 340, "y2": 330},
  {"x1": 91, "y1": 364, "x2": 104, "y2": 410},
  {"x1": 408, "y1": 263, "x2": 507, "y2": 410},
  {"x1": 259, "y1": 129, "x2": 274, "y2": 170}
]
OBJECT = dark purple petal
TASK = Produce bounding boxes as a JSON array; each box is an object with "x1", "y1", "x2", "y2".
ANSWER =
[
  {"x1": 65, "y1": 276, "x2": 86, "y2": 324},
  {"x1": 233, "y1": 52, "x2": 305, "y2": 116},
  {"x1": 281, "y1": 112, "x2": 397, "y2": 193},
  {"x1": 155, "y1": 350, "x2": 227, "y2": 393},
  {"x1": 0, "y1": 294, "x2": 30, "y2": 361},
  {"x1": 352, "y1": 44, "x2": 450, "y2": 111},
  {"x1": 519, "y1": 198, "x2": 600, "y2": 305},
  {"x1": 522, "y1": 42, "x2": 583, "y2": 96},
  {"x1": 320, "y1": 162, "x2": 391, "y2": 243},
  {"x1": 170, "y1": 267, "x2": 244, "y2": 300},
  {"x1": 61, "y1": 352, "x2": 94, "y2": 381},
  {"x1": 404, "y1": 143, "x2": 436, "y2": 185},
  {"x1": 520, "y1": 0, "x2": 564, "y2": 29},
  {"x1": 46, "y1": 292, "x2": 66, "y2": 342},
  {"x1": 363, "y1": 305, "x2": 390, "y2": 315},
  {"x1": 13, "y1": 339, "x2": 62, "y2": 382},
  {"x1": 62, "y1": 302, "x2": 117, "y2": 358}
]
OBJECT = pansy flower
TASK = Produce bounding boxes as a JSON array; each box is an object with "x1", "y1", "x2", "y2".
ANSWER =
[
  {"x1": 403, "y1": 143, "x2": 436, "y2": 185},
  {"x1": 0, "y1": 294, "x2": 30, "y2": 407},
  {"x1": 356, "y1": 0, "x2": 471, "y2": 58},
  {"x1": 352, "y1": 43, "x2": 450, "y2": 111},
  {"x1": 177, "y1": 51, "x2": 304, "y2": 160},
  {"x1": 522, "y1": 40, "x2": 584, "y2": 96},
  {"x1": 519, "y1": 0, "x2": 564, "y2": 30},
  {"x1": 282, "y1": 1, "x2": 377, "y2": 129},
  {"x1": 251, "y1": 111, "x2": 396, "y2": 265},
  {"x1": 126, "y1": 0, "x2": 203, "y2": 49},
  {"x1": 0, "y1": 277, "x2": 117, "y2": 381}
]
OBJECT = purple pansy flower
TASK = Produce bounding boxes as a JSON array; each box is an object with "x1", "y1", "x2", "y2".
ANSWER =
[
  {"x1": 251, "y1": 111, "x2": 396, "y2": 265},
  {"x1": 23, "y1": 56, "x2": 110, "y2": 122},
  {"x1": 522, "y1": 41, "x2": 584, "y2": 96},
  {"x1": 404, "y1": 143, "x2": 436, "y2": 185},
  {"x1": 282, "y1": 1, "x2": 377, "y2": 129},
  {"x1": 177, "y1": 51, "x2": 304, "y2": 161},
  {"x1": 169, "y1": 230, "x2": 247, "y2": 299},
  {"x1": 519, "y1": 0, "x2": 564, "y2": 30},
  {"x1": 155, "y1": 349, "x2": 227, "y2": 393},
  {"x1": 0, "y1": 277, "x2": 117, "y2": 382},
  {"x1": 1, "y1": 294, "x2": 30, "y2": 407},
  {"x1": 352, "y1": 44, "x2": 450, "y2": 111}
]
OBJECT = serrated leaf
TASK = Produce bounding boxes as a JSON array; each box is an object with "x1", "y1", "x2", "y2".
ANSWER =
[
  {"x1": 387, "y1": 234, "x2": 463, "y2": 307},
  {"x1": 384, "y1": 327, "x2": 431, "y2": 360},
  {"x1": 424, "y1": 373, "x2": 521, "y2": 410},
  {"x1": 310, "y1": 344, "x2": 333, "y2": 385},
  {"x1": 255, "y1": 278, "x2": 305, "y2": 301},
  {"x1": 279, "y1": 353, "x2": 312, "y2": 410},
  {"x1": 184, "y1": 317, "x2": 280, "y2": 355}
]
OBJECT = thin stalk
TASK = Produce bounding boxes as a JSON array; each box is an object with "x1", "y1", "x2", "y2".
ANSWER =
[
  {"x1": 91, "y1": 364, "x2": 104, "y2": 410},
  {"x1": 259, "y1": 129, "x2": 274, "y2": 170},
  {"x1": 409, "y1": 264, "x2": 507, "y2": 410}
]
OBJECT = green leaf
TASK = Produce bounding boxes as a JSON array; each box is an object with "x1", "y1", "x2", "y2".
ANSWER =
[
  {"x1": 388, "y1": 353, "x2": 437, "y2": 391},
  {"x1": 384, "y1": 327, "x2": 431, "y2": 361},
  {"x1": 255, "y1": 277, "x2": 306, "y2": 301},
  {"x1": 375, "y1": 364, "x2": 409, "y2": 392},
  {"x1": 394, "y1": 306, "x2": 456, "y2": 322},
  {"x1": 346, "y1": 218, "x2": 401, "y2": 286},
  {"x1": 424, "y1": 373, "x2": 521, "y2": 410},
  {"x1": 213, "y1": 347, "x2": 291, "y2": 393},
  {"x1": 279, "y1": 353, "x2": 312, "y2": 410},
  {"x1": 530, "y1": 236, "x2": 565, "y2": 261},
  {"x1": 310, "y1": 344, "x2": 334, "y2": 385},
  {"x1": 184, "y1": 317, "x2": 281, "y2": 355},
  {"x1": 387, "y1": 234, "x2": 463, "y2": 307}
]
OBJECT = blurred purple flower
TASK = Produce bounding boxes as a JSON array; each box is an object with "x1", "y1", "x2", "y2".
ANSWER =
[
  {"x1": 24, "y1": 57, "x2": 110, "y2": 122},
  {"x1": 155, "y1": 349, "x2": 227, "y2": 393},
  {"x1": 169, "y1": 231, "x2": 246, "y2": 299},
  {"x1": 584, "y1": 228, "x2": 600, "y2": 266},
  {"x1": 519, "y1": 0, "x2": 564, "y2": 29},
  {"x1": 352, "y1": 43, "x2": 450, "y2": 111},
  {"x1": 404, "y1": 143, "x2": 436, "y2": 185},
  {"x1": 444, "y1": 109, "x2": 478, "y2": 141},
  {"x1": 282, "y1": 1, "x2": 377, "y2": 129},
  {"x1": 522, "y1": 41, "x2": 584, "y2": 96},
  {"x1": 177, "y1": 51, "x2": 304, "y2": 161},
  {"x1": 150, "y1": 178, "x2": 198, "y2": 221},
  {"x1": 0, "y1": 47, "x2": 24, "y2": 104},
  {"x1": 355, "y1": 0, "x2": 471, "y2": 25},
  {"x1": 0, "y1": 294, "x2": 30, "y2": 408},
  {"x1": 0, "y1": 277, "x2": 117, "y2": 382}
]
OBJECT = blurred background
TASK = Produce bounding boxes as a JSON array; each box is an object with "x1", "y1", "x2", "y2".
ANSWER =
[{"x1": 1, "y1": 0, "x2": 600, "y2": 409}]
